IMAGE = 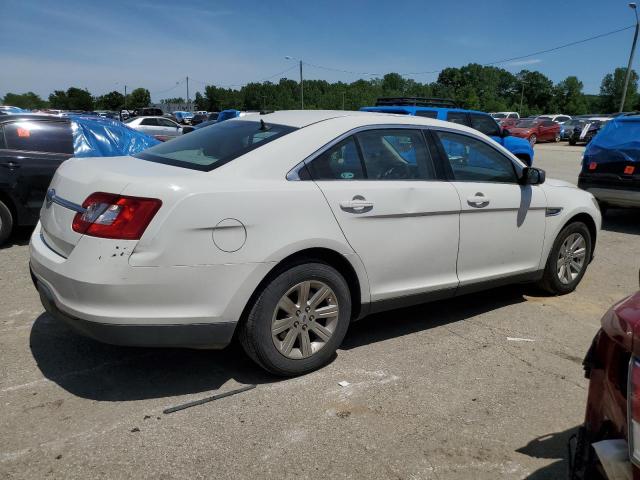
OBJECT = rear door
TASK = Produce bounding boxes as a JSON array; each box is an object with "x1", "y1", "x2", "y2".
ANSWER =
[
  {"x1": 138, "y1": 118, "x2": 160, "y2": 137},
  {"x1": 0, "y1": 119, "x2": 73, "y2": 224},
  {"x1": 306, "y1": 127, "x2": 461, "y2": 303}
]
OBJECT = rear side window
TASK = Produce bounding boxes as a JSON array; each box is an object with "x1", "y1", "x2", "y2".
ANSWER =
[
  {"x1": 140, "y1": 118, "x2": 158, "y2": 126},
  {"x1": 306, "y1": 137, "x2": 364, "y2": 180},
  {"x1": 469, "y1": 114, "x2": 501, "y2": 137},
  {"x1": 305, "y1": 129, "x2": 435, "y2": 181},
  {"x1": 415, "y1": 110, "x2": 438, "y2": 119},
  {"x1": 3, "y1": 120, "x2": 73, "y2": 154},
  {"x1": 135, "y1": 120, "x2": 296, "y2": 171},
  {"x1": 446, "y1": 112, "x2": 469, "y2": 126}
]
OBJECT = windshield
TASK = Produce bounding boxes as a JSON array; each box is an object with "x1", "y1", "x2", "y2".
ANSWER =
[
  {"x1": 134, "y1": 120, "x2": 297, "y2": 171},
  {"x1": 514, "y1": 120, "x2": 537, "y2": 128},
  {"x1": 491, "y1": 113, "x2": 506, "y2": 119}
]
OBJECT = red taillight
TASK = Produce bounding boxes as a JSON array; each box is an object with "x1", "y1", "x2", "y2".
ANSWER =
[
  {"x1": 625, "y1": 165, "x2": 636, "y2": 175},
  {"x1": 589, "y1": 162, "x2": 597, "y2": 171},
  {"x1": 72, "y1": 192, "x2": 162, "y2": 240}
]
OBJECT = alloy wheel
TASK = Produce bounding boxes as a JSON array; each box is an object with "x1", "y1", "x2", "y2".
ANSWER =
[
  {"x1": 556, "y1": 233, "x2": 587, "y2": 285},
  {"x1": 271, "y1": 280, "x2": 339, "y2": 359}
]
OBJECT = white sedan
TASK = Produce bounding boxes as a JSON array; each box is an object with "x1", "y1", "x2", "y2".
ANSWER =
[
  {"x1": 30, "y1": 111, "x2": 601, "y2": 375},
  {"x1": 124, "y1": 115, "x2": 183, "y2": 141}
]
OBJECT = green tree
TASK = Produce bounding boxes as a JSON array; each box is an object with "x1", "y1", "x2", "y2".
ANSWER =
[
  {"x1": 554, "y1": 76, "x2": 587, "y2": 115},
  {"x1": 95, "y1": 90, "x2": 125, "y2": 110},
  {"x1": 599, "y1": 67, "x2": 638, "y2": 113},
  {"x1": 65, "y1": 87, "x2": 93, "y2": 110},
  {"x1": 127, "y1": 88, "x2": 151, "y2": 109},
  {"x1": 48, "y1": 90, "x2": 69, "y2": 109},
  {"x1": 517, "y1": 70, "x2": 554, "y2": 114},
  {"x1": 2, "y1": 92, "x2": 48, "y2": 110}
]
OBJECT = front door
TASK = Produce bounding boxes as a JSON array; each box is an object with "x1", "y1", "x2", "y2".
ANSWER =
[
  {"x1": 306, "y1": 128, "x2": 461, "y2": 302},
  {"x1": 432, "y1": 129, "x2": 546, "y2": 286}
]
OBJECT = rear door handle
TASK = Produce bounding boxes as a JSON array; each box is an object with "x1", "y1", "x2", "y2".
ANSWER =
[
  {"x1": 467, "y1": 193, "x2": 490, "y2": 208},
  {"x1": 339, "y1": 196, "x2": 374, "y2": 213},
  {"x1": 0, "y1": 161, "x2": 19, "y2": 169}
]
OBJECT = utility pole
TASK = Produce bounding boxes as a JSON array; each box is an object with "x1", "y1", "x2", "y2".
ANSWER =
[
  {"x1": 186, "y1": 76, "x2": 190, "y2": 112},
  {"x1": 342, "y1": 91, "x2": 346, "y2": 110},
  {"x1": 519, "y1": 81, "x2": 525, "y2": 115},
  {"x1": 299, "y1": 60, "x2": 304, "y2": 110},
  {"x1": 621, "y1": 2, "x2": 640, "y2": 113},
  {"x1": 124, "y1": 85, "x2": 127, "y2": 110}
]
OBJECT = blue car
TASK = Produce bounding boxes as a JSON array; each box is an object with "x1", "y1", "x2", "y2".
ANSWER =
[{"x1": 360, "y1": 98, "x2": 534, "y2": 166}]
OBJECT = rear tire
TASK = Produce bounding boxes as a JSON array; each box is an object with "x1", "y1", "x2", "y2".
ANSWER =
[
  {"x1": 569, "y1": 138, "x2": 577, "y2": 146},
  {"x1": 239, "y1": 262, "x2": 351, "y2": 376},
  {"x1": 539, "y1": 222, "x2": 592, "y2": 295},
  {"x1": 0, "y1": 200, "x2": 13, "y2": 246}
]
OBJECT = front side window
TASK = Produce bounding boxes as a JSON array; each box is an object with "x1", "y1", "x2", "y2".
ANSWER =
[
  {"x1": 135, "y1": 120, "x2": 296, "y2": 171},
  {"x1": 140, "y1": 118, "x2": 158, "y2": 126},
  {"x1": 435, "y1": 131, "x2": 517, "y2": 183},
  {"x1": 446, "y1": 111, "x2": 470, "y2": 126},
  {"x1": 3, "y1": 120, "x2": 73, "y2": 154},
  {"x1": 469, "y1": 114, "x2": 501, "y2": 137},
  {"x1": 157, "y1": 118, "x2": 177, "y2": 128}
]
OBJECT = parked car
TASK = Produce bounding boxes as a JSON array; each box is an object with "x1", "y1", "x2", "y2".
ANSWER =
[
  {"x1": 0, "y1": 106, "x2": 26, "y2": 115},
  {"x1": 190, "y1": 113, "x2": 209, "y2": 126},
  {"x1": 125, "y1": 116, "x2": 183, "y2": 141},
  {"x1": 0, "y1": 114, "x2": 158, "y2": 244},
  {"x1": 538, "y1": 114, "x2": 572, "y2": 123},
  {"x1": 30, "y1": 110, "x2": 600, "y2": 375},
  {"x1": 133, "y1": 107, "x2": 163, "y2": 117},
  {"x1": 561, "y1": 119, "x2": 586, "y2": 141},
  {"x1": 570, "y1": 117, "x2": 611, "y2": 146},
  {"x1": 172, "y1": 111, "x2": 194, "y2": 125},
  {"x1": 570, "y1": 280, "x2": 640, "y2": 479},
  {"x1": 361, "y1": 98, "x2": 534, "y2": 165},
  {"x1": 506, "y1": 118, "x2": 561, "y2": 145},
  {"x1": 578, "y1": 115, "x2": 640, "y2": 213},
  {"x1": 207, "y1": 112, "x2": 219, "y2": 122},
  {"x1": 490, "y1": 111, "x2": 520, "y2": 120}
]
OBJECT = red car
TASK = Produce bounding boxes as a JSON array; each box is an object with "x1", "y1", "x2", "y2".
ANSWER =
[
  {"x1": 505, "y1": 118, "x2": 561, "y2": 145},
  {"x1": 571, "y1": 281, "x2": 640, "y2": 479}
]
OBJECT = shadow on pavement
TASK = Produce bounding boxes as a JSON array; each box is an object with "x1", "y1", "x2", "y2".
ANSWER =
[
  {"x1": 517, "y1": 427, "x2": 577, "y2": 479},
  {"x1": 601, "y1": 208, "x2": 640, "y2": 235},
  {"x1": 341, "y1": 284, "x2": 527, "y2": 350},
  {"x1": 29, "y1": 313, "x2": 282, "y2": 401},
  {"x1": 31, "y1": 284, "x2": 530, "y2": 401}
]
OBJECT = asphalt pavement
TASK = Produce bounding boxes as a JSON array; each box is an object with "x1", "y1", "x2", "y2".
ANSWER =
[{"x1": 1, "y1": 143, "x2": 639, "y2": 479}]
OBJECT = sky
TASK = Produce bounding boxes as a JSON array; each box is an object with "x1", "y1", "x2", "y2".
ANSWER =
[{"x1": 1, "y1": 0, "x2": 638, "y2": 102}]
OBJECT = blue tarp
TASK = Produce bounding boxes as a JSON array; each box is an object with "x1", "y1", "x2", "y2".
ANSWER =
[
  {"x1": 69, "y1": 115, "x2": 160, "y2": 157},
  {"x1": 585, "y1": 116, "x2": 640, "y2": 163}
]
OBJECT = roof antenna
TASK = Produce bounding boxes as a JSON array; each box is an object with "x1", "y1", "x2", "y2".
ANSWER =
[{"x1": 260, "y1": 119, "x2": 271, "y2": 131}]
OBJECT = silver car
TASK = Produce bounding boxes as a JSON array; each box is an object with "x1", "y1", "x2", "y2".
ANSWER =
[{"x1": 125, "y1": 116, "x2": 183, "y2": 141}]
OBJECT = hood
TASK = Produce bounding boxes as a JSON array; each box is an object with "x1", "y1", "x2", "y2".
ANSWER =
[
  {"x1": 543, "y1": 178, "x2": 577, "y2": 188},
  {"x1": 602, "y1": 291, "x2": 640, "y2": 355}
]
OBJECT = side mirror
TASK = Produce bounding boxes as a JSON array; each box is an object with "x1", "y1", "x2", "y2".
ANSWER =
[
  {"x1": 501, "y1": 128, "x2": 511, "y2": 138},
  {"x1": 520, "y1": 167, "x2": 545, "y2": 185}
]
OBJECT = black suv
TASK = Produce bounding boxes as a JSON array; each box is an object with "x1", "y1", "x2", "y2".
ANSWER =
[{"x1": 0, "y1": 115, "x2": 74, "y2": 244}]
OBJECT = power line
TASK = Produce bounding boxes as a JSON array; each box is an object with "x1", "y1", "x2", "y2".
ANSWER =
[
  {"x1": 189, "y1": 64, "x2": 299, "y2": 89},
  {"x1": 306, "y1": 24, "x2": 636, "y2": 77}
]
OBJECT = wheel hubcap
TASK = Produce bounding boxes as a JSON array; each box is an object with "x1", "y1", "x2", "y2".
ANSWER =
[
  {"x1": 556, "y1": 233, "x2": 587, "y2": 285},
  {"x1": 271, "y1": 280, "x2": 339, "y2": 359}
]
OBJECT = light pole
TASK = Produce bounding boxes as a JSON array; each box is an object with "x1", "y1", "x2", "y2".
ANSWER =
[
  {"x1": 519, "y1": 80, "x2": 526, "y2": 115},
  {"x1": 285, "y1": 56, "x2": 304, "y2": 109},
  {"x1": 620, "y1": 2, "x2": 640, "y2": 113},
  {"x1": 342, "y1": 91, "x2": 346, "y2": 110}
]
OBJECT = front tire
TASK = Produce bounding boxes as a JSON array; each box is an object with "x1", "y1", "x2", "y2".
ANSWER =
[
  {"x1": 0, "y1": 200, "x2": 13, "y2": 246},
  {"x1": 239, "y1": 262, "x2": 351, "y2": 376},
  {"x1": 539, "y1": 222, "x2": 592, "y2": 295}
]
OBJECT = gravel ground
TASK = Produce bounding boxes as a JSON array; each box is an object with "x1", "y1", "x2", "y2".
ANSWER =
[{"x1": 1, "y1": 143, "x2": 639, "y2": 479}]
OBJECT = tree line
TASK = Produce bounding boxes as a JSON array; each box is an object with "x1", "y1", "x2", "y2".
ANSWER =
[{"x1": 3, "y1": 64, "x2": 638, "y2": 115}]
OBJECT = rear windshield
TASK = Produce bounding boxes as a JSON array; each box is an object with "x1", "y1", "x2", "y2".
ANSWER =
[
  {"x1": 491, "y1": 113, "x2": 506, "y2": 119},
  {"x1": 134, "y1": 120, "x2": 297, "y2": 171}
]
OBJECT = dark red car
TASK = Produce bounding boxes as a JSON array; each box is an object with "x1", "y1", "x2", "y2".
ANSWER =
[
  {"x1": 571, "y1": 282, "x2": 640, "y2": 479},
  {"x1": 506, "y1": 118, "x2": 561, "y2": 145}
]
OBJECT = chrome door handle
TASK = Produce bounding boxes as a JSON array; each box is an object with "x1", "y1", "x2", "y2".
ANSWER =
[
  {"x1": 340, "y1": 196, "x2": 373, "y2": 213},
  {"x1": 467, "y1": 193, "x2": 490, "y2": 208}
]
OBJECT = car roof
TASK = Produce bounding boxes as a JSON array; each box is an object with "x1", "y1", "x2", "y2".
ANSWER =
[
  {"x1": 360, "y1": 105, "x2": 488, "y2": 116},
  {"x1": 253, "y1": 109, "x2": 483, "y2": 135},
  {"x1": 0, "y1": 113, "x2": 68, "y2": 123}
]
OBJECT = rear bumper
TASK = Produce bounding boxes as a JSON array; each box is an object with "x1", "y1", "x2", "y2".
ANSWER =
[
  {"x1": 36, "y1": 279, "x2": 235, "y2": 348},
  {"x1": 579, "y1": 177, "x2": 640, "y2": 208}
]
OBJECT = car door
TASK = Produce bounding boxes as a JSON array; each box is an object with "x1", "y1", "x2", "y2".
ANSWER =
[
  {"x1": 305, "y1": 127, "x2": 461, "y2": 305},
  {"x1": 157, "y1": 118, "x2": 181, "y2": 138},
  {"x1": 138, "y1": 118, "x2": 160, "y2": 136},
  {"x1": 431, "y1": 129, "x2": 546, "y2": 287},
  {"x1": 0, "y1": 119, "x2": 73, "y2": 223}
]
